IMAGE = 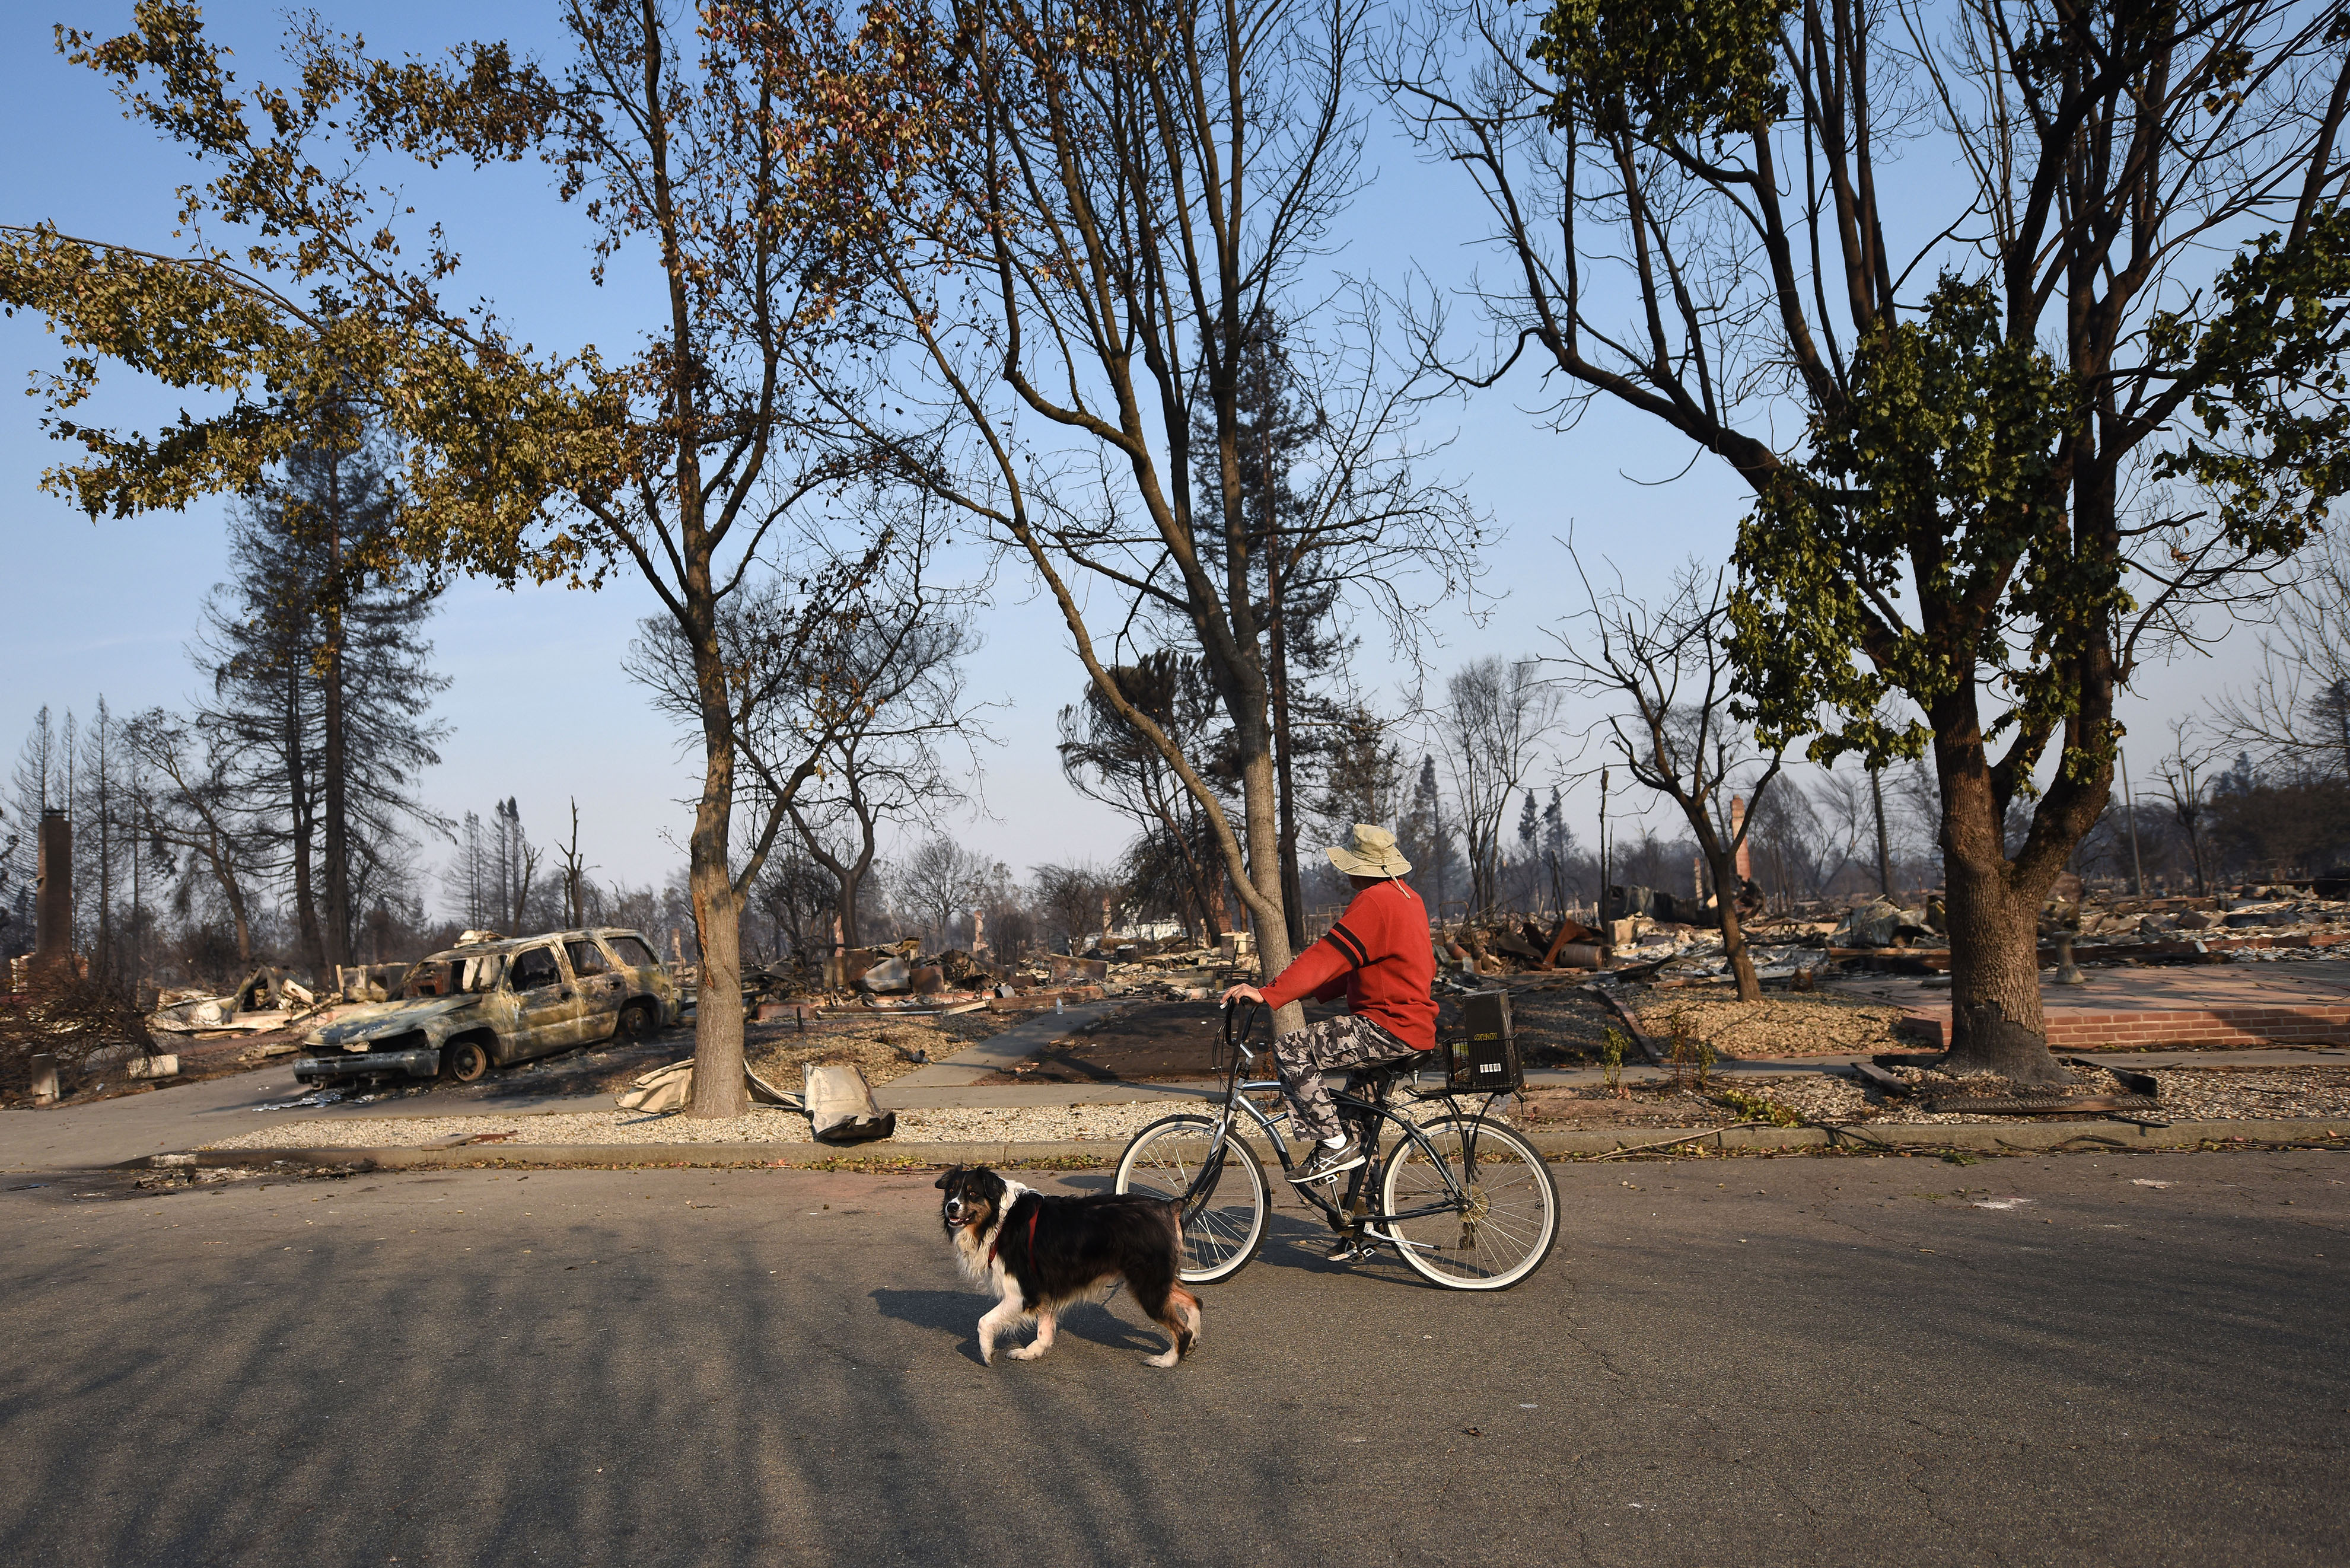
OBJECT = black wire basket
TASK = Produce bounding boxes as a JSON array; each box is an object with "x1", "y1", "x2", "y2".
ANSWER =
[{"x1": 1444, "y1": 990, "x2": 1523, "y2": 1095}]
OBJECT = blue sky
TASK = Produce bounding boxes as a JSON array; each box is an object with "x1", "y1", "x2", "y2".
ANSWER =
[{"x1": 0, "y1": 0, "x2": 2267, "y2": 906}]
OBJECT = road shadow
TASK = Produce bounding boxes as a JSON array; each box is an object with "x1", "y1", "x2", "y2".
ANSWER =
[
  {"x1": 870, "y1": 1284, "x2": 1174, "y2": 1365},
  {"x1": 870, "y1": 1286, "x2": 991, "y2": 1364},
  {"x1": 1057, "y1": 1173, "x2": 1467, "y2": 1289}
]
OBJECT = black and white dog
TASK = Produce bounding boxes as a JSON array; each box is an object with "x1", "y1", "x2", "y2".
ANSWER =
[{"x1": 935, "y1": 1165, "x2": 1202, "y2": 1368}]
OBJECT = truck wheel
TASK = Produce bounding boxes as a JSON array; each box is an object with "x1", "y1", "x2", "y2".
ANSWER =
[
  {"x1": 615, "y1": 1002, "x2": 655, "y2": 1044},
  {"x1": 441, "y1": 1038, "x2": 492, "y2": 1083}
]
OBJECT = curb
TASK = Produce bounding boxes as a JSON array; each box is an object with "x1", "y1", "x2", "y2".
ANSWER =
[{"x1": 114, "y1": 1117, "x2": 2350, "y2": 1173}]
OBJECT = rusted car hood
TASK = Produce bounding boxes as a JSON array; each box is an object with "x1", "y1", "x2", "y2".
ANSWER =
[{"x1": 305, "y1": 994, "x2": 485, "y2": 1048}]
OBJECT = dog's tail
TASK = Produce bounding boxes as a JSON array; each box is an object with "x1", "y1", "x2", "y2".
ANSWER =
[{"x1": 1152, "y1": 1198, "x2": 1205, "y2": 1305}]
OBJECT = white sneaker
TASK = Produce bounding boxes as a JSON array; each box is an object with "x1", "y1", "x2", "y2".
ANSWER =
[{"x1": 1291, "y1": 1140, "x2": 1365, "y2": 1184}]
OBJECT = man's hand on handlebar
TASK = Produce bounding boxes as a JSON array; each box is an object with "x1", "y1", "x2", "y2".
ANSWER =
[{"x1": 1220, "y1": 983, "x2": 1265, "y2": 1008}]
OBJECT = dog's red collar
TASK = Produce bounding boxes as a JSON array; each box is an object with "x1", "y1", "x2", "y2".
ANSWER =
[{"x1": 988, "y1": 1202, "x2": 1039, "y2": 1266}]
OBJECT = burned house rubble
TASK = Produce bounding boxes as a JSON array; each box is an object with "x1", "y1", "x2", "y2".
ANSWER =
[
  {"x1": 734, "y1": 928, "x2": 1262, "y2": 1021},
  {"x1": 1420, "y1": 877, "x2": 2350, "y2": 995}
]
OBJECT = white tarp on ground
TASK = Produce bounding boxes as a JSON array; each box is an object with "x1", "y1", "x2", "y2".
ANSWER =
[
  {"x1": 617, "y1": 1059, "x2": 802, "y2": 1115},
  {"x1": 614, "y1": 1057, "x2": 894, "y2": 1142}
]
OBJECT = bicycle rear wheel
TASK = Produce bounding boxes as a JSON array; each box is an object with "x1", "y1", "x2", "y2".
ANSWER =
[
  {"x1": 1379, "y1": 1116, "x2": 1556, "y2": 1290},
  {"x1": 1115, "y1": 1114, "x2": 1269, "y2": 1284}
]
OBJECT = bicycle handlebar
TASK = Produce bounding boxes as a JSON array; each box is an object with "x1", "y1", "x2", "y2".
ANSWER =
[{"x1": 1219, "y1": 996, "x2": 1264, "y2": 1066}]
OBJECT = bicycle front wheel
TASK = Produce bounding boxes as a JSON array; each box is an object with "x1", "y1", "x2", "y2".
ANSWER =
[
  {"x1": 1380, "y1": 1116, "x2": 1556, "y2": 1290},
  {"x1": 1115, "y1": 1114, "x2": 1270, "y2": 1284}
]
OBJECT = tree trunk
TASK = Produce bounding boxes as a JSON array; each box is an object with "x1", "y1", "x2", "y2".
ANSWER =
[
  {"x1": 93, "y1": 723, "x2": 113, "y2": 988},
  {"x1": 1268, "y1": 550, "x2": 1307, "y2": 956},
  {"x1": 1939, "y1": 769, "x2": 2070, "y2": 1085},
  {"x1": 1707, "y1": 849, "x2": 1762, "y2": 1002},
  {"x1": 321, "y1": 460, "x2": 350, "y2": 969},
  {"x1": 840, "y1": 822, "x2": 878, "y2": 954},
  {"x1": 686, "y1": 646, "x2": 749, "y2": 1118},
  {"x1": 1238, "y1": 741, "x2": 1300, "y2": 1032},
  {"x1": 220, "y1": 863, "x2": 253, "y2": 966},
  {"x1": 686, "y1": 805, "x2": 748, "y2": 1118},
  {"x1": 1870, "y1": 766, "x2": 1893, "y2": 897},
  {"x1": 288, "y1": 661, "x2": 325, "y2": 976},
  {"x1": 792, "y1": 800, "x2": 877, "y2": 967}
]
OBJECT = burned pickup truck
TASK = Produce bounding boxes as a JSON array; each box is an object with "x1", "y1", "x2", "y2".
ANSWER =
[{"x1": 292, "y1": 929, "x2": 682, "y2": 1086}]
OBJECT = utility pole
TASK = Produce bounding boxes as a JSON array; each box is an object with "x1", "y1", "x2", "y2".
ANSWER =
[
  {"x1": 2119, "y1": 748, "x2": 2147, "y2": 898},
  {"x1": 1597, "y1": 767, "x2": 1612, "y2": 963}
]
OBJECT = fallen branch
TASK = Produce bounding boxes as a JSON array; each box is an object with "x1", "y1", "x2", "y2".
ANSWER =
[{"x1": 1586, "y1": 1120, "x2": 1771, "y2": 1160}]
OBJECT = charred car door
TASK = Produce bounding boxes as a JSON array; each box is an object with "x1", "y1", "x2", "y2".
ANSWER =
[
  {"x1": 504, "y1": 944, "x2": 584, "y2": 1059},
  {"x1": 603, "y1": 932, "x2": 678, "y2": 1024},
  {"x1": 564, "y1": 938, "x2": 627, "y2": 1039}
]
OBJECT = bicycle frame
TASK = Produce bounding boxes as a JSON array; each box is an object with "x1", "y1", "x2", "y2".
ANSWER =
[{"x1": 1187, "y1": 1003, "x2": 1507, "y2": 1242}]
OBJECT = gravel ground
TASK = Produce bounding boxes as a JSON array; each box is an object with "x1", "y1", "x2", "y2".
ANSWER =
[
  {"x1": 202, "y1": 1099, "x2": 1188, "y2": 1150},
  {"x1": 195, "y1": 1061, "x2": 2350, "y2": 1150},
  {"x1": 742, "y1": 1020, "x2": 959, "y2": 1089},
  {"x1": 199, "y1": 1084, "x2": 1494, "y2": 1152},
  {"x1": 1516, "y1": 1063, "x2": 2350, "y2": 1130},
  {"x1": 1630, "y1": 986, "x2": 1926, "y2": 1057},
  {"x1": 1870, "y1": 1063, "x2": 2350, "y2": 1124}
]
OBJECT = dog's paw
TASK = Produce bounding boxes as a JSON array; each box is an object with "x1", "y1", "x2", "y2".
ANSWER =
[
  {"x1": 1006, "y1": 1343, "x2": 1047, "y2": 1362},
  {"x1": 1144, "y1": 1349, "x2": 1180, "y2": 1369}
]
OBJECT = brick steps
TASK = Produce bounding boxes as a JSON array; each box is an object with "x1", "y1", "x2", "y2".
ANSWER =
[{"x1": 1900, "y1": 1004, "x2": 2350, "y2": 1051}]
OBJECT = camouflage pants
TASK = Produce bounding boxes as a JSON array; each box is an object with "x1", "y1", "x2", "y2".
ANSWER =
[{"x1": 1272, "y1": 1014, "x2": 1418, "y2": 1143}]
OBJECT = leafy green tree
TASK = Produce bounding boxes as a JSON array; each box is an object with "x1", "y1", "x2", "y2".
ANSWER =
[
  {"x1": 1550, "y1": 557, "x2": 1784, "y2": 1000},
  {"x1": 2, "y1": 2, "x2": 914, "y2": 1115},
  {"x1": 1400, "y1": 0, "x2": 2350, "y2": 1078}
]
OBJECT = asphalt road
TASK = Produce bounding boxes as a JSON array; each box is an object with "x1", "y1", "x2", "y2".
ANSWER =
[{"x1": 2, "y1": 1150, "x2": 2344, "y2": 1567}]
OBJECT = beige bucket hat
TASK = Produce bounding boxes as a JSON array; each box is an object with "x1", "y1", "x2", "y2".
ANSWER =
[{"x1": 1324, "y1": 823, "x2": 1412, "y2": 879}]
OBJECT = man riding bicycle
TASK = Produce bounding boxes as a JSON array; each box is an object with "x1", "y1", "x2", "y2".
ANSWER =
[{"x1": 1221, "y1": 824, "x2": 1436, "y2": 1187}]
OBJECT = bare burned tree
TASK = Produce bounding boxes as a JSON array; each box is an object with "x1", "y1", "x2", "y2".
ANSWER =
[
  {"x1": 896, "y1": 837, "x2": 996, "y2": 951},
  {"x1": 122, "y1": 710, "x2": 263, "y2": 967},
  {"x1": 1396, "y1": 0, "x2": 2350, "y2": 1079},
  {"x1": 1807, "y1": 769, "x2": 1878, "y2": 898},
  {"x1": 1549, "y1": 555, "x2": 1786, "y2": 1000},
  {"x1": 1034, "y1": 863, "x2": 1125, "y2": 955},
  {"x1": 775, "y1": 565, "x2": 986, "y2": 954},
  {"x1": 1440, "y1": 656, "x2": 1564, "y2": 914},
  {"x1": 771, "y1": 0, "x2": 1481, "y2": 1027},
  {"x1": 1745, "y1": 779, "x2": 1826, "y2": 909},
  {"x1": 558, "y1": 798, "x2": 593, "y2": 930},
  {"x1": 2157, "y1": 721, "x2": 2224, "y2": 896},
  {"x1": 628, "y1": 534, "x2": 980, "y2": 965},
  {"x1": 2209, "y1": 529, "x2": 2350, "y2": 782}
]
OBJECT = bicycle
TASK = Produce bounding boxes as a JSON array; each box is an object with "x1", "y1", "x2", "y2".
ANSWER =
[{"x1": 1113, "y1": 1000, "x2": 1558, "y2": 1290}]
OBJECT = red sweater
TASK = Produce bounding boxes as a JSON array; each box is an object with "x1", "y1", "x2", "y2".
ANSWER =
[{"x1": 1260, "y1": 879, "x2": 1438, "y2": 1051}]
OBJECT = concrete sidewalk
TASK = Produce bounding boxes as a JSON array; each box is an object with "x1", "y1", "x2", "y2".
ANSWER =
[{"x1": 884, "y1": 1002, "x2": 1119, "y2": 1089}]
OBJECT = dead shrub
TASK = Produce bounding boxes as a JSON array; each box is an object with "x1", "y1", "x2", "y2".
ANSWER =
[{"x1": 0, "y1": 971, "x2": 158, "y2": 1100}]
